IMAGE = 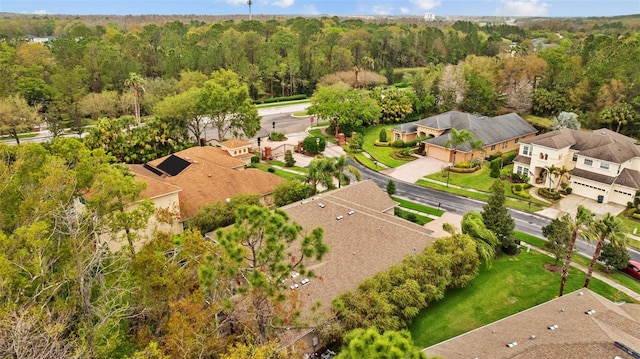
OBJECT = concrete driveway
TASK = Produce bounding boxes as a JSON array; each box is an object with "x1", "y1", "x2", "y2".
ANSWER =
[
  {"x1": 381, "y1": 156, "x2": 448, "y2": 183},
  {"x1": 545, "y1": 194, "x2": 627, "y2": 219}
]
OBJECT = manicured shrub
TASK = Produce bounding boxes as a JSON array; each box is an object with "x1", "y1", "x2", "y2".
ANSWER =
[
  {"x1": 488, "y1": 151, "x2": 503, "y2": 161},
  {"x1": 565, "y1": 187, "x2": 572, "y2": 194},
  {"x1": 284, "y1": 150, "x2": 295, "y2": 167},
  {"x1": 514, "y1": 184, "x2": 522, "y2": 192},
  {"x1": 490, "y1": 158, "x2": 501, "y2": 178},
  {"x1": 251, "y1": 155, "x2": 260, "y2": 164},
  {"x1": 392, "y1": 139, "x2": 405, "y2": 148},
  {"x1": 269, "y1": 131, "x2": 286, "y2": 141},
  {"x1": 455, "y1": 161, "x2": 471, "y2": 169},
  {"x1": 302, "y1": 136, "x2": 326, "y2": 154},
  {"x1": 379, "y1": 129, "x2": 388, "y2": 142}
]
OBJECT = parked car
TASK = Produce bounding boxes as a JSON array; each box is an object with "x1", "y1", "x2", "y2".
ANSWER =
[{"x1": 622, "y1": 260, "x2": 640, "y2": 281}]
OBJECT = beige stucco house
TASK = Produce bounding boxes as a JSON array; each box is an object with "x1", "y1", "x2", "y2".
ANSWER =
[
  {"x1": 390, "y1": 111, "x2": 538, "y2": 164},
  {"x1": 513, "y1": 128, "x2": 640, "y2": 205}
]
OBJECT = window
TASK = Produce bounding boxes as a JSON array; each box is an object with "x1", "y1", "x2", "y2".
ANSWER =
[
  {"x1": 572, "y1": 153, "x2": 577, "y2": 161},
  {"x1": 584, "y1": 158, "x2": 593, "y2": 166},
  {"x1": 522, "y1": 145, "x2": 531, "y2": 156},
  {"x1": 502, "y1": 142, "x2": 508, "y2": 149},
  {"x1": 515, "y1": 138, "x2": 519, "y2": 144},
  {"x1": 600, "y1": 162, "x2": 610, "y2": 170},
  {"x1": 490, "y1": 145, "x2": 496, "y2": 151}
]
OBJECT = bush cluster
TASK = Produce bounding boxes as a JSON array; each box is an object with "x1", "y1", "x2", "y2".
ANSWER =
[
  {"x1": 253, "y1": 94, "x2": 307, "y2": 104},
  {"x1": 269, "y1": 131, "x2": 286, "y2": 141},
  {"x1": 538, "y1": 187, "x2": 561, "y2": 200}
]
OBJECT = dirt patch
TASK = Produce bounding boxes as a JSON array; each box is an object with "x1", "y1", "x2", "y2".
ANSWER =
[{"x1": 543, "y1": 263, "x2": 562, "y2": 273}]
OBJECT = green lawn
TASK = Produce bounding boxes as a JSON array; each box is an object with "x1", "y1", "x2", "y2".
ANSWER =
[
  {"x1": 522, "y1": 114, "x2": 552, "y2": 130},
  {"x1": 409, "y1": 250, "x2": 637, "y2": 348},
  {"x1": 362, "y1": 124, "x2": 412, "y2": 168},
  {"x1": 0, "y1": 132, "x2": 38, "y2": 140},
  {"x1": 353, "y1": 153, "x2": 382, "y2": 171},
  {"x1": 416, "y1": 179, "x2": 544, "y2": 213},
  {"x1": 617, "y1": 212, "x2": 640, "y2": 250},
  {"x1": 395, "y1": 208, "x2": 433, "y2": 225},
  {"x1": 424, "y1": 165, "x2": 547, "y2": 207},
  {"x1": 515, "y1": 231, "x2": 640, "y2": 294},
  {"x1": 254, "y1": 163, "x2": 307, "y2": 181},
  {"x1": 391, "y1": 197, "x2": 444, "y2": 217},
  {"x1": 268, "y1": 160, "x2": 309, "y2": 174},
  {"x1": 255, "y1": 99, "x2": 310, "y2": 108}
]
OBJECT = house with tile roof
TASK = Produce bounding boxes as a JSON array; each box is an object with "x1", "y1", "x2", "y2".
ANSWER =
[
  {"x1": 426, "y1": 289, "x2": 640, "y2": 359},
  {"x1": 513, "y1": 128, "x2": 640, "y2": 205},
  {"x1": 275, "y1": 180, "x2": 437, "y2": 353},
  {"x1": 390, "y1": 111, "x2": 538, "y2": 164},
  {"x1": 218, "y1": 138, "x2": 254, "y2": 165},
  {"x1": 127, "y1": 146, "x2": 285, "y2": 227}
]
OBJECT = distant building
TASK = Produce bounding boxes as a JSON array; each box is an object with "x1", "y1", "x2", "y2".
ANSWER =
[
  {"x1": 424, "y1": 13, "x2": 436, "y2": 21},
  {"x1": 391, "y1": 110, "x2": 538, "y2": 165}
]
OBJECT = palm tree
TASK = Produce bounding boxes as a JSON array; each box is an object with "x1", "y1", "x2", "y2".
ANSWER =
[
  {"x1": 445, "y1": 128, "x2": 473, "y2": 165},
  {"x1": 559, "y1": 205, "x2": 594, "y2": 297},
  {"x1": 461, "y1": 211, "x2": 499, "y2": 268},
  {"x1": 334, "y1": 155, "x2": 361, "y2": 188},
  {"x1": 307, "y1": 157, "x2": 337, "y2": 194},
  {"x1": 124, "y1": 72, "x2": 146, "y2": 125},
  {"x1": 469, "y1": 138, "x2": 485, "y2": 167},
  {"x1": 583, "y1": 213, "x2": 628, "y2": 288}
]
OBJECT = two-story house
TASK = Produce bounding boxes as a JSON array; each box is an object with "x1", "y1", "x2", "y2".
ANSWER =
[
  {"x1": 513, "y1": 128, "x2": 640, "y2": 205},
  {"x1": 390, "y1": 111, "x2": 538, "y2": 164}
]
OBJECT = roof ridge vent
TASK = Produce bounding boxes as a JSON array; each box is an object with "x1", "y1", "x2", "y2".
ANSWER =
[
  {"x1": 547, "y1": 324, "x2": 559, "y2": 330},
  {"x1": 506, "y1": 342, "x2": 518, "y2": 348}
]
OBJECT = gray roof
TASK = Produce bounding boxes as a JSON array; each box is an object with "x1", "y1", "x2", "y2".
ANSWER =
[
  {"x1": 522, "y1": 128, "x2": 640, "y2": 164},
  {"x1": 571, "y1": 168, "x2": 616, "y2": 185},
  {"x1": 614, "y1": 168, "x2": 640, "y2": 189},
  {"x1": 404, "y1": 111, "x2": 537, "y2": 152},
  {"x1": 426, "y1": 289, "x2": 640, "y2": 359}
]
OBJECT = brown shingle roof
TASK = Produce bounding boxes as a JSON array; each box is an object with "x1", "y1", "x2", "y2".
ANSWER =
[
  {"x1": 571, "y1": 168, "x2": 616, "y2": 185},
  {"x1": 513, "y1": 155, "x2": 531, "y2": 166},
  {"x1": 220, "y1": 138, "x2": 251, "y2": 149},
  {"x1": 132, "y1": 146, "x2": 285, "y2": 220},
  {"x1": 148, "y1": 146, "x2": 245, "y2": 170},
  {"x1": 615, "y1": 168, "x2": 640, "y2": 189},
  {"x1": 281, "y1": 180, "x2": 435, "y2": 319},
  {"x1": 522, "y1": 128, "x2": 640, "y2": 163},
  {"x1": 125, "y1": 166, "x2": 181, "y2": 199},
  {"x1": 426, "y1": 289, "x2": 640, "y2": 359}
]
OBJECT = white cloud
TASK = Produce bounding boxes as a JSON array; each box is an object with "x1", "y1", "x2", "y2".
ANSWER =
[
  {"x1": 303, "y1": 5, "x2": 320, "y2": 15},
  {"x1": 33, "y1": 9, "x2": 48, "y2": 15},
  {"x1": 224, "y1": 0, "x2": 247, "y2": 5},
  {"x1": 496, "y1": 0, "x2": 549, "y2": 16},
  {"x1": 272, "y1": 0, "x2": 294, "y2": 8},
  {"x1": 372, "y1": 5, "x2": 393, "y2": 15},
  {"x1": 410, "y1": 0, "x2": 442, "y2": 10},
  {"x1": 400, "y1": 7, "x2": 411, "y2": 14}
]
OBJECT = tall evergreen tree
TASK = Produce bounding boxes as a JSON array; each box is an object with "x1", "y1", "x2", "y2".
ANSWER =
[{"x1": 481, "y1": 180, "x2": 516, "y2": 254}]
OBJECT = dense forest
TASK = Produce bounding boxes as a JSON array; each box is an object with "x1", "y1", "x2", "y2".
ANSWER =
[
  {"x1": 1, "y1": 14, "x2": 640, "y2": 142},
  {"x1": 1, "y1": 13, "x2": 640, "y2": 359}
]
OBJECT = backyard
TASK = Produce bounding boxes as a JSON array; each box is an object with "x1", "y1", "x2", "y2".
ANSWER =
[{"x1": 409, "y1": 249, "x2": 637, "y2": 348}]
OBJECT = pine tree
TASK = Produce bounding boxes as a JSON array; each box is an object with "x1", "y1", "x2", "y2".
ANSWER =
[
  {"x1": 386, "y1": 179, "x2": 396, "y2": 195},
  {"x1": 481, "y1": 180, "x2": 516, "y2": 254}
]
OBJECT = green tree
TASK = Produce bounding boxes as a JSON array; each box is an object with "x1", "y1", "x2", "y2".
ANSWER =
[
  {"x1": 307, "y1": 156, "x2": 337, "y2": 194},
  {"x1": 334, "y1": 155, "x2": 361, "y2": 188},
  {"x1": 284, "y1": 149, "x2": 295, "y2": 167},
  {"x1": 349, "y1": 132, "x2": 364, "y2": 152},
  {"x1": 386, "y1": 179, "x2": 396, "y2": 195},
  {"x1": 461, "y1": 211, "x2": 498, "y2": 267},
  {"x1": 599, "y1": 103, "x2": 634, "y2": 133},
  {"x1": 559, "y1": 205, "x2": 594, "y2": 296},
  {"x1": 371, "y1": 87, "x2": 414, "y2": 123},
  {"x1": 379, "y1": 128, "x2": 388, "y2": 142},
  {"x1": 215, "y1": 205, "x2": 327, "y2": 343},
  {"x1": 444, "y1": 128, "x2": 473, "y2": 165},
  {"x1": 542, "y1": 216, "x2": 571, "y2": 266},
  {"x1": 272, "y1": 180, "x2": 314, "y2": 207},
  {"x1": 124, "y1": 72, "x2": 147, "y2": 125},
  {"x1": 481, "y1": 180, "x2": 516, "y2": 254},
  {"x1": 583, "y1": 213, "x2": 628, "y2": 288},
  {"x1": 199, "y1": 69, "x2": 260, "y2": 141},
  {"x1": 307, "y1": 83, "x2": 381, "y2": 134},
  {"x1": 0, "y1": 95, "x2": 39, "y2": 144},
  {"x1": 188, "y1": 193, "x2": 260, "y2": 235},
  {"x1": 302, "y1": 136, "x2": 326, "y2": 154},
  {"x1": 460, "y1": 70, "x2": 499, "y2": 116},
  {"x1": 599, "y1": 241, "x2": 630, "y2": 271},
  {"x1": 336, "y1": 328, "x2": 426, "y2": 359},
  {"x1": 154, "y1": 87, "x2": 207, "y2": 144}
]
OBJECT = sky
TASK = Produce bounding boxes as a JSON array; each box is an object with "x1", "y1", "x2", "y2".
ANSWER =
[{"x1": 1, "y1": 0, "x2": 639, "y2": 18}]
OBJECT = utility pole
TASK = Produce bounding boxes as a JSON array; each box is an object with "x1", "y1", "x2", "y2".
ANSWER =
[{"x1": 247, "y1": 0, "x2": 253, "y2": 20}]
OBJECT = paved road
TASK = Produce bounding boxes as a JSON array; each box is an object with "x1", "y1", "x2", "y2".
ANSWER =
[{"x1": 349, "y1": 159, "x2": 640, "y2": 263}]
